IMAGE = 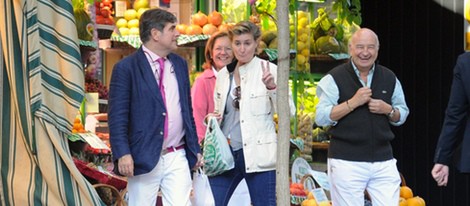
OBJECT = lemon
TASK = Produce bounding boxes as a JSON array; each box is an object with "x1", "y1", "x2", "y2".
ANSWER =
[
  {"x1": 129, "y1": 27, "x2": 140, "y2": 35},
  {"x1": 298, "y1": 17, "x2": 308, "y2": 28},
  {"x1": 301, "y1": 49, "x2": 310, "y2": 57},
  {"x1": 297, "y1": 11, "x2": 308, "y2": 19},
  {"x1": 118, "y1": 27, "x2": 129, "y2": 36},
  {"x1": 115, "y1": 18, "x2": 128, "y2": 28},
  {"x1": 124, "y1": 9, "x2": 137, "y2": 21},
  {"x1": 137, "y1": 8, "x2": 149, "y2": 19},
  {"x1": 128, "y1": 19, "x2": 140, "y2": 28},
  {"x1": 297, "y1": 41, "x2": 306, "y2": 51},
  {"x1": 297, "y1": 54, "x2": 306, "y2": 65},
  {"x1": 299, "y1": 33, "x2": 309, "y2": 42}
]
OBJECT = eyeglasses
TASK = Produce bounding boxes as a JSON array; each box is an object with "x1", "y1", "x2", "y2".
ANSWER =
[{"x1": 232, "y1": 86, "x2": 241, "y2": 110}]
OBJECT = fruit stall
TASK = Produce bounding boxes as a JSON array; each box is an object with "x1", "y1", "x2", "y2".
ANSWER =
[{"x1": 69, "y1": 0, "x2": 395, "y2": 205}]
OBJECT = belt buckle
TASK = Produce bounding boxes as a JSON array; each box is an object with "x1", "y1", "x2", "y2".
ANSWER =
[{"x1": 161, "y1": 146, "x2": 175, "y2": 156}]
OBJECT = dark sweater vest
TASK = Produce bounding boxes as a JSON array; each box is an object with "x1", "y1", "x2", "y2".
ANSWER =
[{"x1": 328, "y1": 62, "x2": 397, "y2": 162}]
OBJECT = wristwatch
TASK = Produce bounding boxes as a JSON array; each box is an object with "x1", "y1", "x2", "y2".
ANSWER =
[{"x1": 387, "y1": 107, "x2": 396, "y2": 118}]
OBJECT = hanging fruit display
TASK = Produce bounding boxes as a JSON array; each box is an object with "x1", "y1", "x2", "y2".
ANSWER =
[{"x1": 95, "y1": 0, "x2": 115, "y2": 25}]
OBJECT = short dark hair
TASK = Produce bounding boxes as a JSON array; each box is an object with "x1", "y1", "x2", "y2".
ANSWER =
[
  {"x1": 139, "y1": 8, "x2": 177, "y2": 43},
  {"x1": 228, "y1": 21, "x2": 261, "y2": 42}
]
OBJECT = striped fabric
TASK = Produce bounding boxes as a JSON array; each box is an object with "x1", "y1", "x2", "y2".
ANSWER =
[{"x1": 0, "y1": 0, "x2": 104, "y2": 205}]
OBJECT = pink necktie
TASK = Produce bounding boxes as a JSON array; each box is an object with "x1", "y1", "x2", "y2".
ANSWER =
[{"x1": 156, "y1": 57, "x2": 168, "y2": 140}]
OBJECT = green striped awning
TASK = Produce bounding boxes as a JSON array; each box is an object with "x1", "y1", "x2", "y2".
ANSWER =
[{"x1": 0, "y1": 0, "x2": 104, "y2": 205}]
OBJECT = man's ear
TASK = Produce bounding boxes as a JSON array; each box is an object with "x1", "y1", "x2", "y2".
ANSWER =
[{"x1": 151, "y1": 28, "x2": 161, "y2": 41}]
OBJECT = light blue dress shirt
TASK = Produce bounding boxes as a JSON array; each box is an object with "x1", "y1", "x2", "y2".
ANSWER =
[{"x1": 315, "y1": 63, "x2": 409, "y2": 127}]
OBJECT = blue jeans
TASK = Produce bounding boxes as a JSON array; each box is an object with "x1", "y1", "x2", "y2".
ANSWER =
[{"x1": 208, "y1": 149, "x2": 276, "y2": 206}]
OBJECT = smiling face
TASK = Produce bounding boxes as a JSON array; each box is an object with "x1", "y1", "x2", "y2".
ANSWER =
[
  {"x1": 232, "y1": 33, "x2": 258, "y2": 65},
  {"x1": 211, "y1": 36, "x2": 233, "y2": 70},
  {"x1": 348, "y1": 28, "x2": 379, "y2": 71}
]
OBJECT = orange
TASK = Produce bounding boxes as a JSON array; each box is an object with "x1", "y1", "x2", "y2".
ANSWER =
[
  {"x1": 301, "y1": 199, "x2": 317, "y2": 206},
  {"x1": 399, "y1": 197, "x2": 408, "y2": 206},
  {"x1": 317, "y1": 201, "x2": 331, "y2": 206},
  {"x1": 307, "y1": 191, "x2": 315, "y2": 200},
  {"x1": 176, "y1": 24, "x2": 187, "y2": 35},
  {"x1": 74, "y1": 117, "x2": 81, "y2": 124},
  {"x1": 202, "y1": 24, "x2": 218, "y2": 35},
  {"x1": 191, "y1": 11, "x2": 208, "y2": 27},
  {"x1": 207, "y1": 10, "x2": 223, "y2": 26},
  {"x1": 400, "y1": 186, "x2": 413, "y2": 199},
  {"x1": 185, "y1": 24, "x2": 202, "y2": 35},
  {"x1": 406, "y1": 196, "x2": 425, "y2": 206},
  {"x1": 217, "y1": 24, "x2": 230, "y2": 32}
]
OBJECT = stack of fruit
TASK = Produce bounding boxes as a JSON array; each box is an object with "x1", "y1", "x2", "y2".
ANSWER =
[
  {"x1": 176, "y1": 11, "x2": 230, "y2": 36},
  {"x1": 94, "y1": 0, "x2": 115, "y2": 39},
  {"x1": 399, "y1": 185, "x2": 426, "y2": 206},
  {"x1": 290, "y1": 182, "x2": 307, "y2": 205},
  {"x1": 296, "y1": 111, "x2": 313, "y2": 162},
  {"x1": 291, "y1": 10, "x2": 312, "y2": 73},
  {"x1": 300, "y1": 191, "x2": 331, "y2": 206},
  {"x1": 94, "y1": 0, "x2": 114, "y2": 25},
  {"x1": 114, "y1": 0, "x2": 150, "y2": 36},
  {"x1": 72, "y1": 116, "x2": 86, "y2": 134}
]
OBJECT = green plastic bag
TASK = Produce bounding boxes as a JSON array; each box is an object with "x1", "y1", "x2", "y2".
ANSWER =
[{"x1": 203, "y1": 117, "x2": 234, "y2": 177}]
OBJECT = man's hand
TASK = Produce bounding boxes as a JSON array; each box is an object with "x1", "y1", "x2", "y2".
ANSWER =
[
  {"x1": 349, "y1": 87, "x2": 372, "y2": 108},
  {"x1": 192, "y1": 153, "x2": 204, "y2": 171},
  {"x1": 118, "y1": 154, "x2": 134, "y2": 177},
  {"x1": 431, "y1": 163, "x2": 449, "y2": 186},
  {"x1": 368, "y1": 98, "x2": 390, "y2": 114}
]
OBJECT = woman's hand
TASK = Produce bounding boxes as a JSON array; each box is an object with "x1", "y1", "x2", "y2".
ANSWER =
[
  {"x1": 204, "y1": 112, "x2": 222, "y2": 125},
  {"x1": 261, "y1": 60, "x2": 276, "y2": 90}
]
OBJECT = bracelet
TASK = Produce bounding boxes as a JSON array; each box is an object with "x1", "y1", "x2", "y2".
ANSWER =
[{"x1": 346, "y1": 100, "x2": 354, "y2": 112}]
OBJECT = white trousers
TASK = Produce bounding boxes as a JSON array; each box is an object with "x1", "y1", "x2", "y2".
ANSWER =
[
  {"x1": 127, "y1": 149, "x2": 192, "y2": 206},
  {"x1": 328, "y1": 158, "x2": 401, "y2": 206}
]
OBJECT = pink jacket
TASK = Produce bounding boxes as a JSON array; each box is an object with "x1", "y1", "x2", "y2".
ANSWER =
[{"x1": 191, "y1": 69, "x2": 216, "y2": 143}]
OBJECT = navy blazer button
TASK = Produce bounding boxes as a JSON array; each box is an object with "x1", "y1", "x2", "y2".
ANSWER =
[
  {"x1": 162, "y1": 112, "x2": 166, "y2": 116},
  {"x1": 160, "y1": 131, "x2": 163, "y2": 135}
]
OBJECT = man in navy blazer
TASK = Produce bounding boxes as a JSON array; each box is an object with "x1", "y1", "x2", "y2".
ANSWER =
[
  {"x1": 108, "y1": 8, "x2": 202, "y2": 205},
  {"x1": 432, "y1": 52, "x2": 470, "y2": 186}
]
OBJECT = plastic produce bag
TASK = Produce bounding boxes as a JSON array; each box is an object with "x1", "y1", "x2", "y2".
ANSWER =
[
  {"x1": 191, "y1": 169, "x2": 215, "y2": 206},
  {"x1": 203, "y1": 116, "x2": 234, "y2": 176}
]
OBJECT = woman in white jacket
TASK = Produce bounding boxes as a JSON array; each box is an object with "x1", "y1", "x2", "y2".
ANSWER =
[{"x1": 207, "y1": 21, "x2": 293, "y2": 206}]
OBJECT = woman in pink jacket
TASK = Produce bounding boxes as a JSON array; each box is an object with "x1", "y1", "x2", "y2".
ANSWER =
[{"x1": 191, "y1": 31, "x2": 234, "y2": 144}]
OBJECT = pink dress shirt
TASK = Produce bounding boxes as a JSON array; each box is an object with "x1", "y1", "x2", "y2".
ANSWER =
[{"x1": 142, "y1": 46, "x2": 185, "y2": 148}]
